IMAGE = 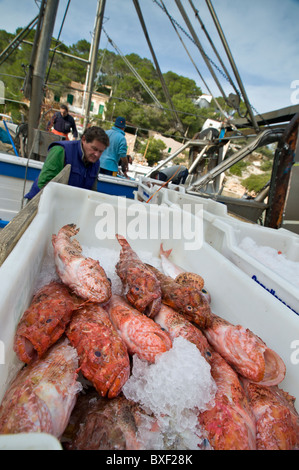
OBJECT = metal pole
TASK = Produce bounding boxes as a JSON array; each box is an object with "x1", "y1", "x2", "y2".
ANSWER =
[
  {"x1": 0, "y1": 15, "x2": 39, "y2": 66},
  {"x1": 160, "y1": 0, "x2": 227, "y2": 119},
  {"x1": 27, "y1": 0, "x2": 59, "y2": 153},
  {"x1": 174, "y1": 0, "x2": 227, "y2": 100},
  {"x1": 132, "y1": 0, "x2": 184, "y2": 133},
  {"x1": 83, "y1": 0, "x2": 106, "y2": 129},
  {"x1": 188, "y1": 0, "x2": 240, "y2": 97},
  {"x1": 146, "y1": 140, "x2": 206, "y2": 177},
  {"x1": 22, "y1": 0, "x2": 47, "y2": 100},
  {"x1": 205, "y1": 0, "x2": 259, "y2": 132}
]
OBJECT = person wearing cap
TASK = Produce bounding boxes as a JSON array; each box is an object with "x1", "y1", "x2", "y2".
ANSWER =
[{"x1": 99, "y1": 116, "x2": 128, "y2": 176}]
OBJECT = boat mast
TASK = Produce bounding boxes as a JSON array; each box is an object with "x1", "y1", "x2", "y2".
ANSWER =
[
  {"x1": 132, "y1": 0, "x2": 184, "y2": 133},
  {"x1": 205, "y1": 0, "x2": 259, "y2": 132},
  {"x1": 83, "y1": 0, "x2": 106, "y2": 129},
  {"x1": 27, "y1": 0, "x2": 59, "y2": 152},
  {"x1": 174, "y1": 0, "x2": 228, "y2": 102}
]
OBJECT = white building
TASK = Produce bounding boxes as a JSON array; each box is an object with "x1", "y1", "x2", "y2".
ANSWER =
[
  {"x1": 194, "y1": 94, "x2": 213, "y2": 109},
  {"x1": 46, "y1": 81, "x2": 111, "y2": 125}
]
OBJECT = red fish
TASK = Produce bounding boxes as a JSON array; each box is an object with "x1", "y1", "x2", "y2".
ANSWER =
[
  {"x1": 66, "y1": 303, "x2": 130, "y2": 398},
  {"x1": 64, "y1": 390, "x2": 160, "y2": 450},
  {"x1": 159, "y1": 243, "x2": 185, "y2": 279},
  {"x1": 115, "y1": 234, "x2": 162, "y2": 318},
  {"x1": 159, "y1": 243, "x2": 211, "y2": 303},
  {"x1": 52, "y1": 224, "x2": 111, "y2": 303},
  {"x1": 0, "y1": 339, "x2": 82, "y2": 438},
  {"x1": 242, "y1": 379, "x2": 299, "y2": 450},
  {"x1": 204, "y1": 314, "x2": 286, "y2": 385},
  {"x1": 106, "y1": 295, "x2": 172, "y2": 363},
  {"x1": 146, "y1": 264, "x2": 212, "y2": 329},
  {"x1": 14, "y1": 280, "x2": 81, "y2": 364},
  {"x1": 198, "y1": 351, "x2": 256, "y2": 450},
  {"x1": 154, "y1": 303, "x2": 212, "y2": 360}
]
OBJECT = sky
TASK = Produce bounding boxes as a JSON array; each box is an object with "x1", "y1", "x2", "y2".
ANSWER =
[{"x1": 1, "y1": 0, "x2": 299, "y2": 116}]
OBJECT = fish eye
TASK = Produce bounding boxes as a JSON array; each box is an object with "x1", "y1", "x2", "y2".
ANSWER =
[
  {"x1": 186, "y1": 305, "x2": 193, "y2": 311},
  {"x1": 202, "y1": 288, "x2": 207, "y2": 294},
  {"x1": 94, "y1": 351, "x2": 102, "y2": 357},
  {"x1": 134, "y1": 287, "x2": 140, "y2": 291}
]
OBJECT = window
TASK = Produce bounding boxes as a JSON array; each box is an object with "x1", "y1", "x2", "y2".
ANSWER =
[
  {"x1": 99, "y1": 104, "x2": 104, "y2": 115},
  {"x1": 67, "y1": 94, "x2": 74, "y2": 105},
  {"x1": 90, "y1": 102, "x2": 94, "y2": 112},
  {"x1": 54, "y1": 94, "x2": 60, "y2": 102}
]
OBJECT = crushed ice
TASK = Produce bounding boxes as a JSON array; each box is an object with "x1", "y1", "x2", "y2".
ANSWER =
[
  {"x1": 239, "y1": 237, "x2": 299, "y2": 289},
  {"x1": 123, "y1": 337, "x2": 217, "y2": 450}
]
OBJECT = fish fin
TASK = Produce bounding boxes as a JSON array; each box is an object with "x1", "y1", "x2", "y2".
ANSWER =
[
  {"x1": 116, "y1": 234, "x2": 129, "y2": 247},
  {"x1": 175, "y1": 272, "x2": 205, "y2": 290},
  {"x1": 160, "y1": 243, "x2": 172, "y2": 259},
  {"x1": 71, "y1": 238, "x2": 82, "y2": 253},
  {"x1": 64, "y1": 223, "x2": 79, "y2": 237}
]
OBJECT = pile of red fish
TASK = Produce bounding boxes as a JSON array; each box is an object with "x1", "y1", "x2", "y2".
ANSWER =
[{"x1": 0, "y1": 223, "x2": 298, "y2": 450}]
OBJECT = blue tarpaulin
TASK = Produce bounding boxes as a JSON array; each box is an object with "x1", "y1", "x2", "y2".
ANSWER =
[{"x1": 0, "y1": 127, "x2": 10, "y2": 144}]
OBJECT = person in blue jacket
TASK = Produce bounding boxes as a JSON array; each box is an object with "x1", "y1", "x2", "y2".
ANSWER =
[
  {"x1": 99, "y1": 116, "x2": 128, "y2": 176},
  {"x1": 24, "y1": 126, "x2": 109, "y2": 200}
]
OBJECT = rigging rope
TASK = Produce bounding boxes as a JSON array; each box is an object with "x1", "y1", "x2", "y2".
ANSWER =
[
  {"x1": 152, "y1": 0, "x2": 269, "y2": 127},
  {"x1": 132, "y1": 0, "x2": 184, "y2": 132},
  {"x1": 152, "y1": 0, "x2": 233, "y2": 92},
  {"x1": 159, "y1": 0, "x2": 227, "y2": 119},
  {"x1": 102, "y1": 27, "x2": 164, "y2": 109},
  {"x1": 188, "y1": 0, "x2": 240, "y2": 98}
]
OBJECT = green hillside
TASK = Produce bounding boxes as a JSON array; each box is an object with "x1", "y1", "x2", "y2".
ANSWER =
[{"x1": 0, "y1": 28, "x2": 240, "y2": 139}]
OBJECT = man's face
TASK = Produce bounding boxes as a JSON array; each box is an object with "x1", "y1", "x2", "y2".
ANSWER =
[
  {"x1": 82, "y1": 137, "x2": 107, "y2": 164},
  {"x1": 60, "y1": 108, "x2": 68, "y2": 117}
]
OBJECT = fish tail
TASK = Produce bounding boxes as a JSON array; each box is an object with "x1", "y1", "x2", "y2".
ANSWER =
[
  {"x1": 160, "y1": 243, "x2": 172, "y2": 258},
  {"x1": 116, "y1": 234, "x2": 130, "y2": 248},
  {"x1": 62, "y1": 223, "x2": 79, "y2": 238}
]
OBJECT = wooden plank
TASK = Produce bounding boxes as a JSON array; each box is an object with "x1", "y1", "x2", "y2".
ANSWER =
[{"x1": 0, "y1": 164, "x2": 71, "y2": 266}]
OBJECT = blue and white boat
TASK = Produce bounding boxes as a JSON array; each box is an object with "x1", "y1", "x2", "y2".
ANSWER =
[{"x1": 0, "y1": 152, "x2": 43, "y2": 227}]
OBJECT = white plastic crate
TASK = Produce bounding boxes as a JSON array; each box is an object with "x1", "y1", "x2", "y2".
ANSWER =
[
  {"x1": 0, "y1": 182, "x2": 298, "y2": 449},
  {"x1": 134, "y1": 176, "x2": 185, "y2": 204},
  {"x1": 160, "y1": 188, "x2": 299, "y2": 316}
]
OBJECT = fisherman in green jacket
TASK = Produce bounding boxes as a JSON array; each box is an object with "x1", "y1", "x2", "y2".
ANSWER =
[{"x1": 25, "y1": 126, "x2": 109, "y2": 199}]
